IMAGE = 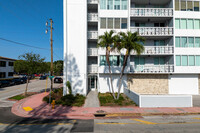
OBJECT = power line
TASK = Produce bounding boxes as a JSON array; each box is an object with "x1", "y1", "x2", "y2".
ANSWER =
[{"x1": 0, "y1": 37, "x2": 63, "y2": 60}]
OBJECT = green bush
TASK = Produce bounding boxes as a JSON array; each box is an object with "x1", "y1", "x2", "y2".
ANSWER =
[{"x1": 66, "y1": 81, "x2": 72, "y2": 95}]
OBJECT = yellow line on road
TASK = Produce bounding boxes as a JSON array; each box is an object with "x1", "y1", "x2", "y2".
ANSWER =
[
  {"x1": 193, "y1": 118, "x2": 200, "y2": 120},
  {"x1": 96, "y1": 122, "x2": 143, "y2": 125},
  {"x1": 131, "y1": 119, "x2": 158, "y2": 125}
]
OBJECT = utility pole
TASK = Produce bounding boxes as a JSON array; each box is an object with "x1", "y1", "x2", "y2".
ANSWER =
[{"x1": 46, "y1": 19, "x2": 54, "y2": 104}]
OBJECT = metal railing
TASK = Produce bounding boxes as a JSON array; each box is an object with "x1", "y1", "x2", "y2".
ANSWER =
[
  {"x1": 131, "y1": 27, "x2": 173, "y2": 36},
  {"x1": 88, "y1": 65, "x2": 98, "y2": 73},
  {"x1": 130, "y1": 65, "x2": 174, "y2": 73},
  {"x1": 131, "y1": 46, "x2": 174, "y2": 55},
  {"x1": 88, "y1": 48, "x2": 98, "y2": 56},
  {"x1": 88, "y1": 13, "x2": 98, "y2": 21},
  {"x1": 130, "y1": 8, "x2": 173, "y2": 17},
  {"x1": 87, "y1": 0, "x2": 98, "y2": 4},
  {"x1": 88, "y1": 31, "x2": 98, "y2": 39}
]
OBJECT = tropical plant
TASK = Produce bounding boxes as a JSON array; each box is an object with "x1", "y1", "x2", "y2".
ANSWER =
[
  {"x1": 97, "y1": 30, "x2": 118, "y2": 99},
  {"x1": 116, "y1": 31, "x2": 145, "y2": 99}
]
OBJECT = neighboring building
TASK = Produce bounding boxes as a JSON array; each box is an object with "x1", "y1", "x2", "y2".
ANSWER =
[
  {"x1": 63, "y1": 0, "x2": 200, "y2": 96},
  {"x1": 0, "y1": 56, "x2": 16, "y2": 79}
]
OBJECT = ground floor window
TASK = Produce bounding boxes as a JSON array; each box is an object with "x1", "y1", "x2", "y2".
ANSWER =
[
  {"x1": 8, "y1": 72, "x2": 14, "y2": 77},
  {"x1": 0, "y1": 72, "x2": 6, "y2": 78}
]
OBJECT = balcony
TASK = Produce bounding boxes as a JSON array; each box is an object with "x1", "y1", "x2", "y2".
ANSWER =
[
  {"x1": 88, "y1": 48, "x2": 98, "y2": 56},
  {"x1": 131, "y1": 27, "x2": 173, "y2": 36},
  {"x1": 131, "y1": 46, "x2": 174, "y2": 55},
  {"x1": 88, "y1": 65, "x2": 98, "y2": 73},
  {"x1": 88, "y1": 13, "x2": 98, "y2": 22},
  {"x1": 130, "y1": 65, "x2": 174, "y2": 73},
  {"x1": 88, "y1": 31, "x2": 98, "y2": 39},
  {"x1": 130, "y1": 8, "x2": 173, "y2": 17},
  {"x1": 88, "y1": 0, "x2": 98, "y2": 4}
]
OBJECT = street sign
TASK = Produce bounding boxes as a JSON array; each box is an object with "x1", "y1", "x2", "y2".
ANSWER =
[{"x1": 49, "y1": 76, "x2": 54, "y2": 80}]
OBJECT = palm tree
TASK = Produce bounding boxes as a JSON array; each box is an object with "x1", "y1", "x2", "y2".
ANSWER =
[
  {"x1": 116, "y1": 31, "x2": 145, "y2": 99},
  {"x1": 97, "y1": 30, "x2": 117, "y2": 99}
]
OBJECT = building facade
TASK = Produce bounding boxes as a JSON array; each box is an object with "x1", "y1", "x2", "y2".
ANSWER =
[
  {"x1": 0, "y1": 56, "x2": 15, "y2": 79},
  {"x1": 63, "y1": 0, "x2": 200, "y2": 96}
]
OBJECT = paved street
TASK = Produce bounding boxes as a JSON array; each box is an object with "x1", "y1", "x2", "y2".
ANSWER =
[
  {"x1": 1, "y1": 107, "x2": 200, "y2": 133},
  {"x1": 0, "y1": 79, "x2": 62, "y2": 107}
]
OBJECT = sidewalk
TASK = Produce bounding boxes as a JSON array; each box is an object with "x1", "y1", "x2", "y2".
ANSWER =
[{"x1": 12, "y1": 92, "x2": 200, "y2": 120}]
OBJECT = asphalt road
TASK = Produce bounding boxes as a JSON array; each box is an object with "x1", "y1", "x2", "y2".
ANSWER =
[
  {"x1": 1, "y1": 107, "x2": 200, "y2": 133},
  {"x1": 0, "y1": 79, "x2": 62, "y2": 107}
]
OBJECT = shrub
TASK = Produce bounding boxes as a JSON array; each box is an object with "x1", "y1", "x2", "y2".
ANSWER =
[{"x1": 66, "y1": 81, "x2": 72, "y2": 95}]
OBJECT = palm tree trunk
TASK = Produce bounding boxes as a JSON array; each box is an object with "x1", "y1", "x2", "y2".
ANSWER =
[
  {"x1": 117, "y1": 53, "x2": 129, "y2": 99},
  {"x1": 106, "y1": 48, "x2": 116, "y2": 99}
]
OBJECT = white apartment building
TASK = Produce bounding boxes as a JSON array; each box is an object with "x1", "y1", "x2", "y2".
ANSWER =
[
  {"x1": 0, "y1": 56, "x2": 15, "y2": 79},
  {"x1": 63, "y1": 0, "x2": 200, "y2": 97}
]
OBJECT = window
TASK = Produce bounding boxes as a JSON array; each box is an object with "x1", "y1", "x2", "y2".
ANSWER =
[
  {"x1": 181, "y1": 19, "x2": 187, "y2": 29},
  {"x1": 175, "y1": 37, "x2": 180, "y2": 47},
  {"x1": 194, "y1": 19, "x2": 200, "y2": 29},
  {"x1": 181, "y1": 37, "x2": 187, "y2": 47},
  {"x1": 135, "y1": 57, "x2": 145, "y2": 65},
  {"x1": 121, "y1": 18, "x2": 127, "y2": 29},
  {"x1": 121, "y1": 0, "x2": 127, "y2": 10},
  {"x1": 114, "y1": 0, "x2": 120, "y2": 10},
  {"x1": 175, "y1": 0, "x2": 180, "y2": 11},
  {"x1": 189, "y1": 55, "x2": 195, "y2": 66},
  {"x1": 188, "y1": 37, "x2": 194, "y2": 47},
  {"x1": 175, "y1": 19, "x2": 180, "y2": 29},
  {"x1": 107, "y1": 18, "x2": 113, "y2": 29},
  {"x1": 107, "y1": 0, "x2": 113, "y2": 10},
  {"x1": 187, "y1": 19, "x2": 194, "y2": 29},
  {"x1": 182, "y1": 55, "x2": 188, "y2": 66},
  {"x1": 0, "y1": 61, "x2": 6, "y2": 67},
  {"x1": 114, "y1": 18, "x2": 120, "y2": 29},
  {"x1": 100, "y1": 18, "x2": 106, "y2": 29},
  {"x1": 196, "y1": 56, "x2": 200, "y2": 66},
  {"x1": 154, "y1": 57, "x2": 165, "y2": 65},
  {"x1": 176, "y1": 56, "x2": 181, "y2": 66},
  {"x1": 9, "y1": 62, "x2": 14, "y2": 66},
  {"x1": 100, "y1": 0, "x2": 106, "y2": 9},
  {"x1": 8, "y1": 72, "x2": 13, "y2": 77},
  {"x1": 0, "y1": 72, "x2": 6, "y2": 78},
  {"x1": 100, "y1": 56, "x2": 106, "y2": 66},
  {"x1": 195, "y1": 37, "x2": 200, "y2": 47},
  {"x1": 187, "y1": 1, "x2": 193, "y2": 11},
  {"x1": 181, "y1": 0, "x2": 186, "y2": 11},
  {"x1": 194, "y1": 1, "x2": 199, "y2": 11}
]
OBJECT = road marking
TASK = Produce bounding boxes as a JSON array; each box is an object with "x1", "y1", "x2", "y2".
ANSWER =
[
  {"x1": 193, "y1": 117, "x2": 200, "y2": 120},
  {"x1": 96, "y1": 122, "x2": 143, "y2": 125},
  {"x1": 23, "y1": 106, "x2": 33, "y2": 111},
  {"x1": 0, "y1": 123, "x2": 72, "y2": 126},
  {"x1": 131, "y1": 119, "x2": 157, "y2": 125}
]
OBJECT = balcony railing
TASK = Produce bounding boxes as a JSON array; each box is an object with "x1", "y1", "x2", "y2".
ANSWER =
[
  {"x1": 88, "y1": 0, "x2": 98, "y2": 4},
  {"x1": 131, "y1": 27, "x2": 173, "y2": 36},
  {"x1": 130, "y1": 65, "x2": 174, "y2": 73},
  {"x1": 88, "y1": 13, "x2": 98, "y2": 22},
  {"x1": 131, "y1": 46, "x2": 174, "y2": 55},
  {"x1": 130, "y1": 8, "x2": 173, "y2": 17},
  {"x1": 88, "y1": 65, "x2": 98, "y2": 73},
  {"x1": 88, "y1": 31, "x2": 98, "y2": 39},
  {"x1": 88, "y1": 48, "x2": 98, "y2": 56}
]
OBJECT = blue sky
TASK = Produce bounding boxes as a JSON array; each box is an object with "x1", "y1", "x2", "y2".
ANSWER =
[{"x1": 0, "y1": 0, "x2": 63, "y2": 61}]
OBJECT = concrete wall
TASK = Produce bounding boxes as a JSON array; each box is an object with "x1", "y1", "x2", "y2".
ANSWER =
[
  {"x1": 98, "y1": 74, "x2": 127, "y2": 93},
  {"x1": 169, "y1": 74, "x2": 199, "y2": 95},
  {"x1": 127, "y1": 74, "x2": 169, "y2": 94},
  {"x1": 63, "y1": 0, "x2": 87, "y2": 95}
]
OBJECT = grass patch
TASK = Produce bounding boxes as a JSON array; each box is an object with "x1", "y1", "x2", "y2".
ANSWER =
[
  {"x1": 98, "y1": 93, "x2": 137, "y2": 106},
  {"x1": 9, "y1": 92, "x2": 37, "y2": 101},
  {"x1": 43, "y1": 88, "x2": 86, "y2": 107}
]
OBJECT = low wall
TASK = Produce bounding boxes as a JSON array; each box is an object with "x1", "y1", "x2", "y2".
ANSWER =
[{"x1": 124, "y1": 88, "x2": 193, "y2": 107}]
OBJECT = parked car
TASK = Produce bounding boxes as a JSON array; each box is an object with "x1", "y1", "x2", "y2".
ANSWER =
[
  {"x1": 20, "y1": 77, "x2": 27, "y2": 83},
  {"x1": 54, "y1": 77, "x2": 63, "y2": 83},
  {"x1": 39, "y1": 76, "x2": 47, "y2": 80},
  {"x1": 10, "y1": 78, "x2": 22, "y2": 85},
  {"x1": 0, "y1": 80, "x2": 10, "y2": 88}
]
